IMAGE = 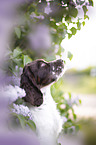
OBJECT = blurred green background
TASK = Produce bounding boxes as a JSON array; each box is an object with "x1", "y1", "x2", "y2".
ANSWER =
[
  {"x1": 62, "y1": 66, "x2": 96, "y2": 145},
  {"x1": 63, "y1": 67, "x2": 96, "y2": 94}
]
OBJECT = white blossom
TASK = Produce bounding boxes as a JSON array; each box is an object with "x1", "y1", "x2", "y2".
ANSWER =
[
  {"x1": 12, "y1": 104, "x2": 33, "y2": 120},
  {"x1": 0, "y1": 85, "x2": 26, "y2": 104}
]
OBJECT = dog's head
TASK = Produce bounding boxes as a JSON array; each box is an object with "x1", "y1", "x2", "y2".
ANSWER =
[{"x1": 20, "y1": 59, "x2": 64, "y2": 107}]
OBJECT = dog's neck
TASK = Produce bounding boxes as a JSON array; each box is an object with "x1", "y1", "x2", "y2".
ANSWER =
[
  {"x1": 40, "y1": 85, "x2": 52, "y2": 103},
  {"x1": 41, "y1": 85, "x2": 50, "y2": 95}
]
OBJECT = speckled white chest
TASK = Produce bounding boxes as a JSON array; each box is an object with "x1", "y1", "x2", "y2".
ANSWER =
[{"x1": 30, "y1": 86, "x2": 63, "y2": 145}]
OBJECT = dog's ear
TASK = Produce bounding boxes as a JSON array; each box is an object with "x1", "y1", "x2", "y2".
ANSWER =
[{"x1": 20, "y1": 64, "x2": 43, "y2": 107}]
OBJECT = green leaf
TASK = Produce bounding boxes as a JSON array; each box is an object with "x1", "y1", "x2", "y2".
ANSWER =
[
  {"x1": 82, "y1": 5, "x2": 88, "y2": 14},
  {"x1": 46, "y1": 55, "x2": 56, "y2": 62},
  {"x1": 14, "y1": 97, "x2": 24, "y2": 105},
  {"x1": 80, "y1": 1, "x2": 85, "y2": 5},
  {"x1": 13, "y1": 58, "x2": 22, "y2": 65},
  {"x1": 64, "y1": 60, "x2": 66, "y2": 64},
  {"x1": 68, "y1": 33, "x2": 72, "y2": 39},
  {"x1": 17, "y1": 114, "x2": 26, "y2": 129},
  {"x1": 56, "y1": 46, "x2": 64, "y2": 56},
  {"x1": 77, "y1": 21, "x2": 81, "y2": 30},
  {"x1": 13, "y1": 47, "x2": 22, "y2": 58},
  {"x1": 69, "y1": 7, "x2": 78, "y2": 18},
  {"x1": 68, "y1": 92, "x2": 71, "y2": 99},
  {"x1": 79, "y1": 99, "x2": 82, "y2": 104},
  {"x1": 27, "y1": 120, "x2": 36, "y2": 131},
  {"x1": 65, "y1": 15, "x2": 71, "y2": 22},
  {"x1": 88, "y1": 0, "x2": 93, "y2": 6},
  {"x1": 82, "y1": 21, "x2": 85, "y2": 26},
  {"x1": 73, "y1": 113, "x2": 77, "y2": 120},
  {"x1": 27, "y1": 4, "x2": 35, "y2": 14},
  {"x1": 70, "y1": 27, "x2": 77, "y2": 35},
  {"x1": 23, "y1": 55, "x2": 32, "y2": 66},
  {"x1": 68, "y1": 51, "x2": 73, "y2": 60},
  {"x1": 15, "y1": 27, "x2": 21, "y2": 39},
  {"x1": 84, "y1": 14, "x2": 89, "y2": 20}
]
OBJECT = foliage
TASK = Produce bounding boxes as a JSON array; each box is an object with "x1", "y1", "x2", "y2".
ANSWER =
[
  {"x1": 8, "y1": 47, "x2": 32, "y2": 74},
  {"x1": 51, "y1": 78, "x2": 81, "y2": 133},
  {"x1": 10, "y1": 0, "x2": 93, "y2": 64},
  {"x1": 5, "y1": 0, "x2": 93, "y2": 135},
  {"x1": 9, "y1": 112, "x2": 36, "y2": 131}
]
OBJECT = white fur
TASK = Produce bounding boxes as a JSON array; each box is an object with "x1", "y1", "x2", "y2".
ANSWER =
[{"x1": 30, "y1": 86, "x2": 63, "y2": 145}]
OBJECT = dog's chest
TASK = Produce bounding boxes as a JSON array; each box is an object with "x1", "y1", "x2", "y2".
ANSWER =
[{"x1": 30, "y1": 87, "x2": 62, "y2": 138}]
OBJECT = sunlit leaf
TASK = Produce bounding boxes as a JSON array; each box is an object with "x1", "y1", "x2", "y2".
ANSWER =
[
  {"x1": 73, "y1": 113, "x2": 77, "y2": 120},
  {"x1": 17, "y1": 114, "x2": 26, "y2": 129},
  {"x1": 13, "y1": 58, "x2": 22, "y2": 65},
  {"x1": 13, "y1": 47, "x2": 22, "y2": 58},
  {"x1": 77, "y1": 21, "x2": 81, "y2": 30},
  {"x1": 68, "y1": 92, "x2": 71, "y2": 99},
  {"x1": 15, "y1": 27, "x2": 21, "y2": 39},
  {"x1": 70, "y1": 27, "x2": 77, "y2": 35},
  {"x1": 68, "y1": 33, "x2": 72, "y2": 39},
  {"x1": 80, "y1": 1, "x2": 85, "y2": 5},
  {"x1": 82, "y1": 5, "x2": 88, "y2": 14},
  {"x1": 23, "y1": 55, "x2": 32, "y2": 66},
  {"x1": 27, "y1": 120, "x2": 36, "y2": 131},
  {"x1": 68, "y1": 51, "x2": 73, "y2": 60},
  {"x1": 69, "y1": 7, "x2": 78, "y2": 18},
  {"x1": 82, "y1": 21, "x2": 85, "y2": 26},
  {"x1": 84, "y1": 14, "x2": 89, "y2": 20},
  {"x1": 56, "y1": 46, "x2": 64, "y2": 56},
  {"x1": 79, "y1": 99, "x2": 82, "y2": 104}
]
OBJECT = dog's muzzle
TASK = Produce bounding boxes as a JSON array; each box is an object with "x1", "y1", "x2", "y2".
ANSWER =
[{"x1": 50, "y1": 59, "x2": 64, "y2": 77}]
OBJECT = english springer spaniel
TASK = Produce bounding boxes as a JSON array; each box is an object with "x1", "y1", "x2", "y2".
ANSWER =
[{"x1": 20, "y1": 59, "x2": 64, "y2": 145}]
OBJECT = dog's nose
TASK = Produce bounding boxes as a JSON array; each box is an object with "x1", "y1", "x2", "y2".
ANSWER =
[
  {"x1": 57, "y1": 59, "x2": 64, "y2": 64},
  {"x1": 58, "y1": 59, "x2": 63, "y2": 63},
  {"x1": 58, "y1": 59, "x2": 64, "y2": 68}
]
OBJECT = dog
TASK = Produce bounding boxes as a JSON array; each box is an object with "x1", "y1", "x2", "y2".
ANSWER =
[{"x1": 20, "y1": 59, "x2": 64, "y2": 145}]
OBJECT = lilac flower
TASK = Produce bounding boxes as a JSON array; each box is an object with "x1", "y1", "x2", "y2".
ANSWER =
[
  {"x1": 12, "y1": 104, "x2": 33, "y2": 120},
  {"x1": 30, "y1": 12, "x2": 44, "y2": 20},
  {"x1": 62, "y1": 116, "x2": 67, "y2": 123},
  {"x1": 0, "y1": 85, "x2": 26, "y2": 104},
  {"x1": 44, "y1": 2, "x2": 52, "y2": 14},
  {"x1": 64, "y1": 93, "x2": 80, "y2": 107},
  {"x1": 10, "y1": 66, "x2": 23, "y2": 86}
]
